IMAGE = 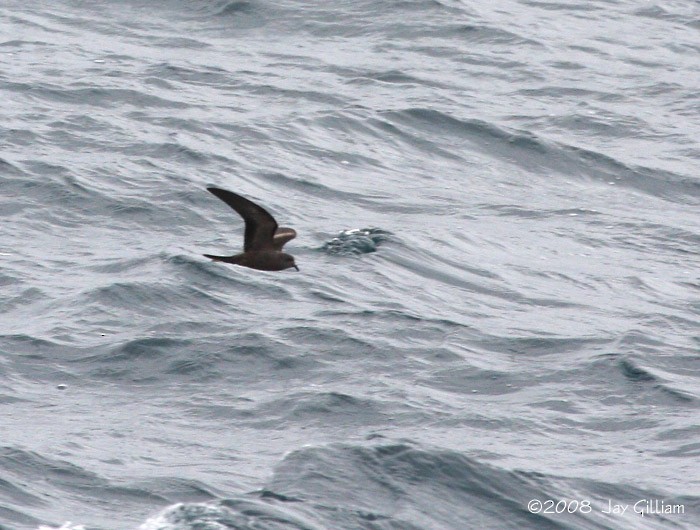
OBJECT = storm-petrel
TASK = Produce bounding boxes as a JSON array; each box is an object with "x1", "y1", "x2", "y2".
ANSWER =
[{"x1": 203, "y1": 187, "x2": 298, "y2": 271}]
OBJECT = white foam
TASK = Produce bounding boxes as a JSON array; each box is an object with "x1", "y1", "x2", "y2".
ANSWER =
[{"x1": 37, "y1": 523, "x2": 86, "y2": 530}]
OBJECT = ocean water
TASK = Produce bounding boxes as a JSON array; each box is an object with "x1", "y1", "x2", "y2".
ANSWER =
[{"x1": 1, "y1": 0, "x2": 699, "y2": 528}]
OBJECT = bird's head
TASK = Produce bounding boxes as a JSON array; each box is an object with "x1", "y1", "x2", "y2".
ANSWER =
[{"x1": 282, "y1": 253, "x2": 299, "y2": 271}]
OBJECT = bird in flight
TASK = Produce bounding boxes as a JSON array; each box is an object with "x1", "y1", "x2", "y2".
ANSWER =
[{"x1": 203, "y1": 187, "x2": 298, "y2": 271}]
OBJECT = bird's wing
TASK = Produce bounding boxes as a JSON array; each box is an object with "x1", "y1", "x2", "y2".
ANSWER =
[
  {"x1": 207, "y1": 187, "x2": 278, "y2": 251},
  {"x1": 273, "y1": 227, "x2": 297, "y2": 250}
]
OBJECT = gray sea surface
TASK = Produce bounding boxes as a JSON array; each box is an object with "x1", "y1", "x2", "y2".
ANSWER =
[{"x1": 1, "y1": 0, "x2": 699, "y2": 529}]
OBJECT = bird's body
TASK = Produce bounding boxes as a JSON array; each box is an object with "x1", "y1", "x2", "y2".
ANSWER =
[
  {"x1": 204, "y1": 187, "x2": 298, "y2": 272},
  {"x1": 204, "y1": 249, "x2": 296, "y2": 271}
]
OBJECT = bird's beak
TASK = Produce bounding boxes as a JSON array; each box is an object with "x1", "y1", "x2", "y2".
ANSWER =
[{"x1": 293, "y1": 265, "x2": 299, "y2": 271}]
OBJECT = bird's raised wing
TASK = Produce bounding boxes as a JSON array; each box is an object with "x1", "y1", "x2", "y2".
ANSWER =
[{"x1": 207, "y1": 187, "x2": 278, "y2": 251}]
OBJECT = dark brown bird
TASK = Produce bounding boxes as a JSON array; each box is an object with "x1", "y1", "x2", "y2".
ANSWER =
[{"x1": 204, "y1": 187, "x2": 298, "y2": 271}]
